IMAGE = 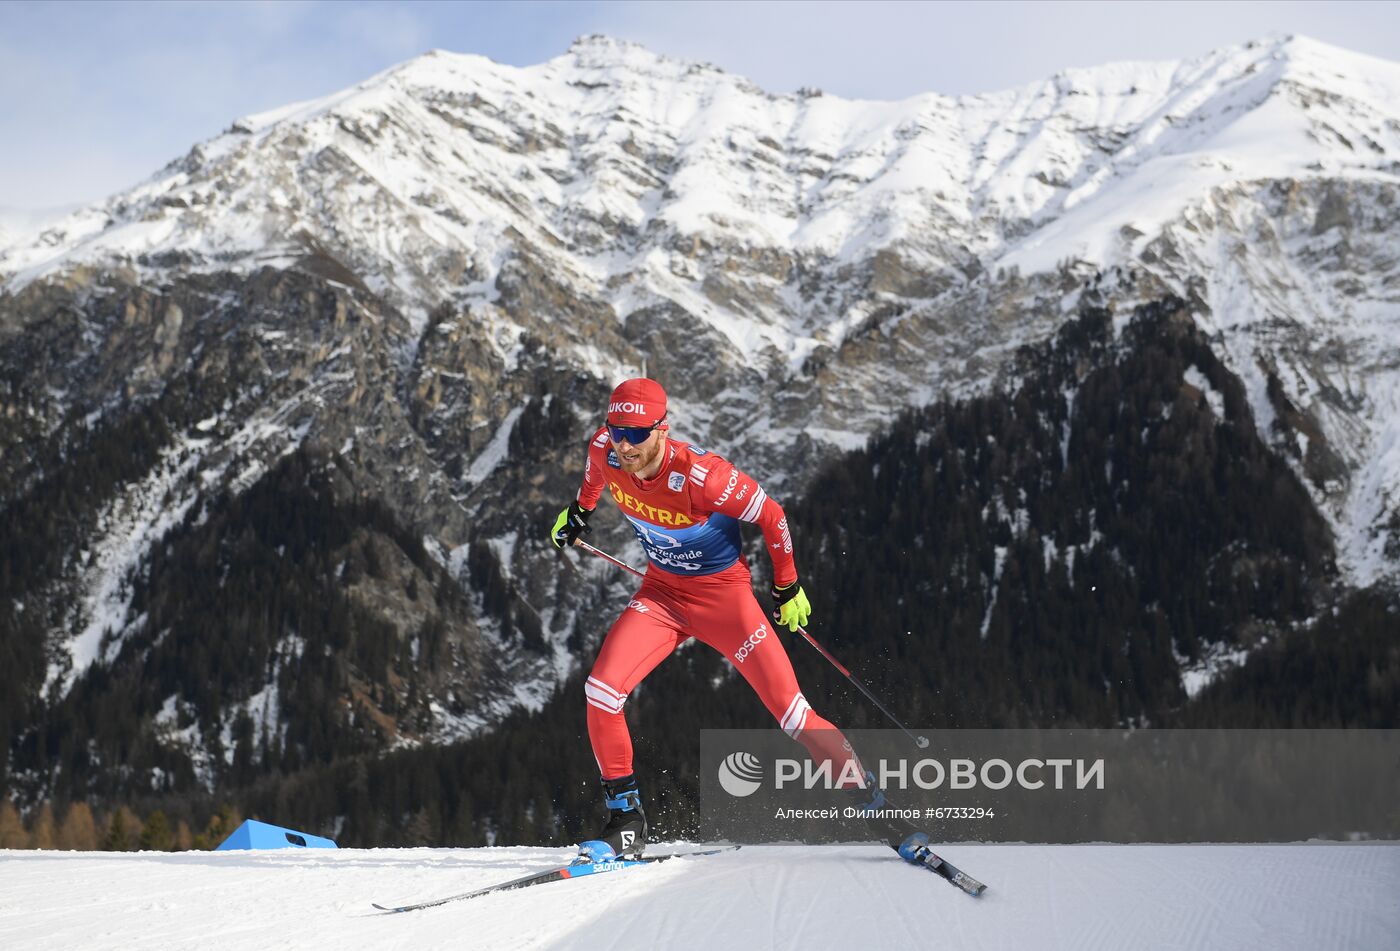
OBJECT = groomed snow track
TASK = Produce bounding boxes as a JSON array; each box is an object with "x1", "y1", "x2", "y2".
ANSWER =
[{"x1": 1, "y1": 842, "x2": 1397, "y2": 950}]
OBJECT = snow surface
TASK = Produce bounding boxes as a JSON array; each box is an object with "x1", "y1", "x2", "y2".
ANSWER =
[
  {"x1": 1179, "y1": 641, "x2": 1253, "y2": 699},
  {"x1": 0, "y1": 843, "x2": 1395, "y2": 950},
  {"x1": 467, "y1": 406, "x2": 525, "y2": 484},
  {"x1": 0, "y1": 204, "x2": 73, "y2": 252},
  {"x1": 1183, "y1": 366, "x2": 1226, "y2": 420}
]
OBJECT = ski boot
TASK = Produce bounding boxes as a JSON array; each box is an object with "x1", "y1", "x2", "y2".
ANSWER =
[
  {"x1": 574, "y1": 774, "x2": 647, "y2": 864},
  {"x1": 897, "y1": 830, "x2": 987, "y2": 895},
  {"x1": 846, "y1": 771, "x2": 987, "y2": 895},
  {"x1": 845, "y1": 769, "x2": 906, "y2": 848}
]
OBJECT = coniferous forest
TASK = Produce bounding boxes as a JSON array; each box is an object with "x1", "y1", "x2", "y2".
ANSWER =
[{"x1": 2, "y1": 297, "x2": 1396, "y2": 850}]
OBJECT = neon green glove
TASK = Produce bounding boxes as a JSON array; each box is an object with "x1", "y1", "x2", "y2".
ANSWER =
[
  {"x1": 770, "y1": 579, "x2": 812, "y2": 632},
  {"x1": 550, "y1": 500, "x2": 592, "y2": 550}
]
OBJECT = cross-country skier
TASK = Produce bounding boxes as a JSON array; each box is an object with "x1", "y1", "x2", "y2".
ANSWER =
[{"x1": 550, "y1": 378, "x2": 884, "y2": 864}]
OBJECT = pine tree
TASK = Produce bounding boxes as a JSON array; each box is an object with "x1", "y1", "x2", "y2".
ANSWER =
[
  {"x1": 139, "y1": 810, "x2": 174, "y2": 851},
  {"x1": 101, "y1": 806, "x2": 139, "y2": 851}
]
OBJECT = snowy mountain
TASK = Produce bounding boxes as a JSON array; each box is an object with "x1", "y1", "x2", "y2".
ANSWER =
[
  {"x1": 2, "y1": 843, "x2": 1398, "y2": 950},
  {"x1": 2, "y1": 33, "x2": 1399, "y2": 804},
  {"x1": 0, "y1": 205, "x2": 68, "y2": 254},
  {"x1": 5, "y1": 33, "x2": 1399, "y2": 572}
]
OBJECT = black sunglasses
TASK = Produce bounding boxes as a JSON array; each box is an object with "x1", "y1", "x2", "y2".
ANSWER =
[{"x1": 607, "y1": 412, "x2": 667, "y2": 445}]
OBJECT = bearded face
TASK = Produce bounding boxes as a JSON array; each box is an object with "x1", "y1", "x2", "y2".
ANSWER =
[{"x1": 612, "y1": 427, "x2": 666, "y2": 476}]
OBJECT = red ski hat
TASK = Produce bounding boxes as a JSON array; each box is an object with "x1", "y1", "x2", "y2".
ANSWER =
[{"x1": 606, "y1": 378, "x2": 667, "y2": 427}]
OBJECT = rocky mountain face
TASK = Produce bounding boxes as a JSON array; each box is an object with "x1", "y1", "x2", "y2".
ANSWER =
[
  {"x1": 2, "y1": 34, "x2": 1398, "y2": 804},
  {"x1": 184, "y1": 298, "x2": 1396, "y2": 850}
]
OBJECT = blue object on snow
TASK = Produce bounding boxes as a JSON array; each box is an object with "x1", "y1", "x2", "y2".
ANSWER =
[
  {"x1": 215, "y1": 819, "x2": 338, "y2": 851},
  {"x1": 898, "y1": 830, "x2": 931, "y2": 864},
  {"x1": 575, "y1": 839, "x2": 619, "y2": 863}
]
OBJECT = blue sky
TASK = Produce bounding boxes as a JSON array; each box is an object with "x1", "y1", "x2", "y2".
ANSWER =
[{"x1": 0, "y1": 0, "x2": 1394, "y2": 209}]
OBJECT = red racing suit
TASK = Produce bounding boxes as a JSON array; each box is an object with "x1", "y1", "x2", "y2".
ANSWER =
[{"x1": 576, "y1": 427, "x2": 862, "y2": 785}]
